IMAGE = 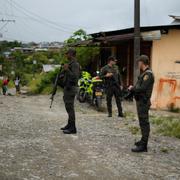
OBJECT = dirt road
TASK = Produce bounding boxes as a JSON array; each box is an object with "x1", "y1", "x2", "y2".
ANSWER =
[{"x1": 0, "y1": 93, "x2": 180, "y2": 180}]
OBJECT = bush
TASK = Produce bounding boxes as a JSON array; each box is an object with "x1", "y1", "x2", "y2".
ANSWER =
[
  {"x1": 28, "y1": 69, "x2": 59, "y2": 94},
  {"x1": 28, "y1": 75, "x2": 42, "y2": 94}
]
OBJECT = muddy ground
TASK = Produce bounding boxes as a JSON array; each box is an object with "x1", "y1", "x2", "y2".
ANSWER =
[{"x1": 0, "y1": 91, "x2": 180, "y2": 180}]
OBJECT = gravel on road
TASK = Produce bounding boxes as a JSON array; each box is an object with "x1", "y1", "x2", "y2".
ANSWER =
[{"x1": 0, "y1": 93, "x2": 180, "y2": 180}]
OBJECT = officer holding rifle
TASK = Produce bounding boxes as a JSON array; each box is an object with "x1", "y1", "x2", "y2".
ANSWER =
[{"x1": 51, "y1": 48, "x2": 80, "y2": 134}]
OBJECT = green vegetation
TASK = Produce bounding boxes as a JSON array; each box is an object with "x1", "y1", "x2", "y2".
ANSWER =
[
  {"x1": 160, "y1": 147, "x2": 169, "y2": 153},
  {"x1": 0, "y1": 79, "x2": 2, "y2": 87},
  {"x1": 129, "y1": 126, "x2": 140, "y2": 135},
  {"x1": 124, "y1": 111, "x2": 136, "y2": 119},
  {"x1": 151, "y1": 116, "x2": 180, "y2": 139},
  {"x1": 65, "y1": 29, "x2": 100, "y2": 70},
  {"x1": 0, "y1": 29, "x2": 100, "y2": 94},
  {"x1": 28, "y1": 69, "x2": 59, "y2": 94},
  {"x1": 0, "y1": 41, "x2": 22, "y2": 52}
]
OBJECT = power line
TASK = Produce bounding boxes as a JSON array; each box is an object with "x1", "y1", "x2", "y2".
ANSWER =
[
  {"x1": 7, "y1": 0, "x2": 75, "y2": 33},
  {"x1": 9, "y1": 0, "x2": 87, "y2": 30}
]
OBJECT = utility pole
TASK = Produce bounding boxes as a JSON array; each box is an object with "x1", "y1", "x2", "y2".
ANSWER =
[{"x1": 133, "y1": 0, "x2": 141, "y2": 84}]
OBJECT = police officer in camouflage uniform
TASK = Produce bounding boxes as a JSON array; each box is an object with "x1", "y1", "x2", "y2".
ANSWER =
[
  {"x1": 101, "y1": 56, "x2": 124, "y2": 118},
  {"x1": 61, "y1": 49, "x2": 80, "y2": 134},
  {"x1": 129, "y1": 55, "x2": 154, "y2": 152}
]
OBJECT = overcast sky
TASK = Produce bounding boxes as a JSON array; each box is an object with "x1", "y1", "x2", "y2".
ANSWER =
[{"x1": 0, "y1": 0, "x2": 180, "y2": 42}]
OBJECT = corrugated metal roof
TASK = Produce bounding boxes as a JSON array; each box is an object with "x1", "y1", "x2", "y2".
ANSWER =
[
  {"x1": 91, "y1": 24, "x2": 180, "y2": 38},
  {"x1": 169, "y1": 15, "x2": 180, "y2": 20},
  {"x1": 169, "y1": 15, "x2": 180, "y2": 25}
]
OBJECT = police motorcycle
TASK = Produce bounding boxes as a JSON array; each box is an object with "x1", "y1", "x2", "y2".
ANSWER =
[
  {"x1": 77, "y1": 71, "x2": 104, "y2": 111},
  {"x1": 91, "y1": 71, "x2": 104, "y2": 111},
  {"x1": 77, "y1": 71, "x2": 93, "y2": 103}
]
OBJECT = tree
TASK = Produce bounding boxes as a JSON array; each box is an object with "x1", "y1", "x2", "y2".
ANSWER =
[
  {"x1": 0, "y1": 40, "x2": 22, "y2": 52},
  {"x1": 65, "y1": 29, "x2": 90, "y2": 44},
  {"x1": 64, "y1": 29, "x2": 100, "y2": 71}
]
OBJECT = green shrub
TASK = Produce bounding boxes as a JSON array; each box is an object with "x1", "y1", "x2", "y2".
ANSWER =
[
  {"x1": 28, "y1": 75, "x2": 42, "y2": 94},
  {"x1": 8, "y1": 80, "x2": 14, "y2": 88},
  {"x1": 28, "y1": 69, "x2": 59, "y2": 94}
]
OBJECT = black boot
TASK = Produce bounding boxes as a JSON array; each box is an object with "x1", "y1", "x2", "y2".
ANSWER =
[
  {"x1": 108, "y1": 113, "x2": 112, "y2": 117},
  {"x1": 134, "y1": 140, "x2": 142, "y2": 146},
  {"x1": 63, "y1": 121, "x2": 77, "y2": 134},
  {"x1": 118, "y1": 113, "x2": 124, "y2": 118},
  {"x1": 61, "y1": 120, "x2": 70, "y2": 130},
  {"x1": 61, "y1": 124, "x2": 70, "y2": 130},
  {"x1": 107, "y1": 106, "x2": 112, "y2": 118},
  {"x1": 131, "y1": 144, "x2": 147, "y2": 153}
]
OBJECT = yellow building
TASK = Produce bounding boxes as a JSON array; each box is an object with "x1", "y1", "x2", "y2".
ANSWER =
[
  {"x1": 90, "y1": 16, "x2": 180, "y2": 109},
  {"x1": 151, "y1": 28, "x2": 180, "y2": 109}
]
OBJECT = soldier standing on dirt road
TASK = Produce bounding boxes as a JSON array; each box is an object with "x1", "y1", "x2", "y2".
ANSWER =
[
  {"x1": 101, "y1": 56, "x2": 124, "y2": 118},
  {"x1": 128, "y1": 55, "x2": 154, "y2": 153},
  {"x1": 61, "y1": 48, "x2": 80, "y2": 134}
]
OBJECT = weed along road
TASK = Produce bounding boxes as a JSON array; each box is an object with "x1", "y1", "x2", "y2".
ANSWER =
[{"x1": 0, "y1": 93, "x2": 180, "y2": 180}]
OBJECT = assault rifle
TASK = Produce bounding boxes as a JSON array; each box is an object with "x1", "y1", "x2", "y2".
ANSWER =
[
  {"x1": 50, "y1": 65, "x2": 64, "y2": 108},
  {"x1": 122, "y1": 89, "x2": 134, "y2": 101}
]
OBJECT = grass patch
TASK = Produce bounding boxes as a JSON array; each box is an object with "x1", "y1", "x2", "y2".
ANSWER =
[
  {"x1": 151, "y1": 116, "x2": 180, "y2": 139},
  {"x1": 160, "y1": 147, "x2": 169, "y2": 153},
  {"x1": 129, "y1": 126, "x2": 140, "y2": 135},
  {"x1": 41, "y1": 86, "x2": 53, "y2": 95},
  {"x1": 124, "y1": 111, "x2": 136, "y2": 119}
]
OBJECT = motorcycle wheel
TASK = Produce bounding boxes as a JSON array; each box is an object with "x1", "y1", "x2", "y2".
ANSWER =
[
  {"x1": 78, "y1": 89, "x2": 86, "y2": 103},
  {"x1": 96, "y1": 97, "x2": 103, "y2": 111}
]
